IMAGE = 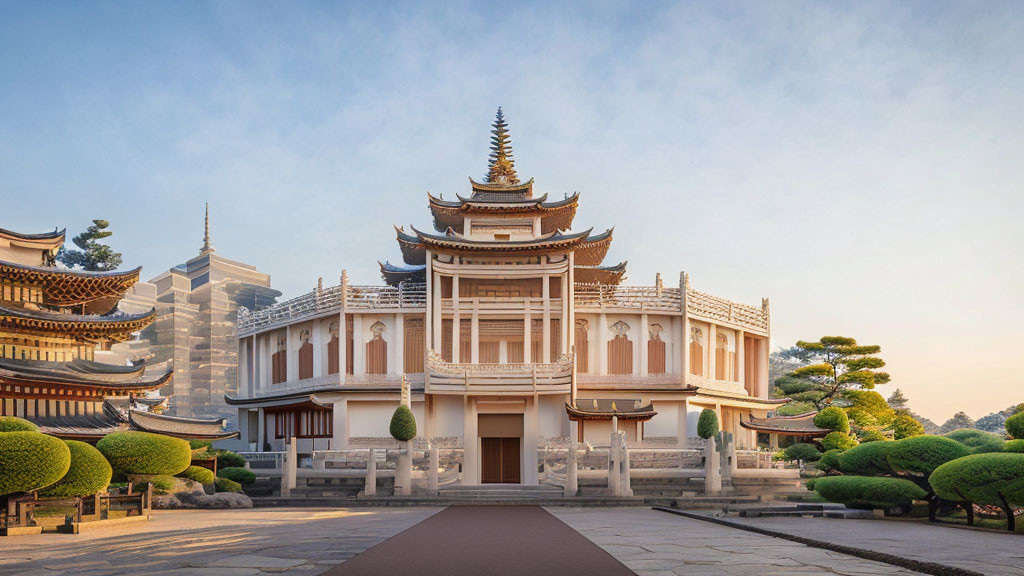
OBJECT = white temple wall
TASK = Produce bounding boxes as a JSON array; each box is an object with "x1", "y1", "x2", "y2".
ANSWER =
[
  {"x1": 646, "y1": 401, "x2": 679, "y2": 438},
  {"x1": 348, "y1": 401, "x2": 399, "y2": 437},
  {"x1": 432, "y1": 395, "x2": 465, "y2": 439},
  {"x1": 538, "y1": 394, "x2": 568, "y2": 439}
]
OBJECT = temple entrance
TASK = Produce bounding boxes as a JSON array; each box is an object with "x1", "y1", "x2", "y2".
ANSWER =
[{"x1": 481, "y1": 437, "x2": 520, "y2": 483}]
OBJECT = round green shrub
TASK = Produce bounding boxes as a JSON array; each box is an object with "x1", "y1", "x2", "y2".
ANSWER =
[
  {"x1": 189, "y1": 439, "x2": 213, "y2": 451},
  {"x1": 805, "y1": 477, "x2": 818, "y2": 491},
  {"x1": 837, "y1": 440, "x2": 894, "y2": 476},
  {"x1": 857, "y1": 429, "x2": 887, "y2": 443},
  {"x1": 1005, "y1": 412, "x2": 1024, "y2": 440},
  {"x1": 39, "y1": 440, "x2": 112, "y2": 498},
  {"x1": 814, "y1": 475, "x2": 927, "y2": 509},
  {"x1": 783, "y1": 442, "x2": 821, "y2": 462},
  {"x1": 0, "y1": 416, "x2": 39, "y2": 432},
  {"x1": 886, "y1": 435, "x2": 972, "y2": 476},
  {"x1": 389, "y1": 405, "x2": 417, "y2": 442},
  {"x1": 945, "y1": 428, "x2": 1005, "y2": 453},
  {"x1": 821, "y1": 431, "x2": 859, "y2": 452},
  {"x1": 215, "y1": 477, "x2": 242, "y2": 493},
  {"x1": 97, "y1": 431, "x2": 191, "y2": 476},
  {"x1": 218, "y1": 466, "x2": 255, "y2": 485},
  {"x1": 930, "y1": 453, "x2": 1024, "y2": 509},
  {"x1": 213, "y1": 450, "x2": 245, "y2": 469},
  {"x1": 892, "y1": 412, "x2": 925, "y2": 440},
  {"x1": 143, "y1": 475, "x2": 177, "y2": 494},
  {"x1": 817, "y1": 449, "x2": 843, "y2": 473},
  {"x1": 178, "y1": 465, "x2": 215, "y2": 485},
  {"x1": 813, "y1": 407, "x2": 850, "y2": 434},
  {"x1": 1005, "y1": 440, "x2": 1024, "y2": 453},
  {"x1": 696, "y1": 409, "x2": 719, "y2": 440},
  {"x1": 0, "y1": 432, "x2": 71, "y2": 496}
]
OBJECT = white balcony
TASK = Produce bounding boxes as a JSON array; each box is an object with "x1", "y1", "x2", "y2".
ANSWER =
[{"x1": 426, "y1": 350, "x2": 572, "y2": 395}]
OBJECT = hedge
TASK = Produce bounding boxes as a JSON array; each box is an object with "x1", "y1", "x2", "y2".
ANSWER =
[
  {"x1": 837, "y1": 440, "x2": 894, "y2": 476},
  {"x1": 389, "y1": 405, "x2": 417, "y2": 442},
  {"x1": 817, "y1": 449, "x2": 843, "y2": 473},
  {"x1": 930, "y1": 453, "x2": 1024, "y2": 531},
  {"x1": 0, "y1": 416, "x2": 39, "y2": 432},
  {"x1": 39, "y1": 440, "x2": 112, "y2": 498},
  {"x1": 1005, "y1": 412, "x2": 1024, "y2": 440},
  {"x1": 886, "y1": 435, "x2": 972, "y2": 476},
  {"x1": 0, "y1": 432, "x2": 71, "y2": 496},
  {"x1": 814, "y1": 475, "x2": 927, "y2": 509},
  {"x1": 1005, "y1": 440, "x2": 1024, "y2": 453},
  {"x1": 783, "y1": 443, "x2": 821, "y2": 462},
  {"x1": 215, "y1": 477, "x2": 243, "y2": 493},
  {"x1": 696, "y1": 409, "x2": 719, "y2": 440},
  {"x1": 813, "y1": 407, "x2": 850, "y2": 434},
  {"x1": 178, "y1": 465, "x2": 216, "y2": 485},
  {"x1": 821, "y1": 431, "x2": 858, "y2": 452},
  {"x1": 945, "y1": 428, "x2": 1005, "y2": 453},
  {"x1": 213, "y1": 450, "x2": 245, "y2": 469},
  {"x1": 218, "y1": 466, "x2": 255, "y2": 485},
  {"x1": 97, "y1": 431, "x2": 192, "y2": 476}
]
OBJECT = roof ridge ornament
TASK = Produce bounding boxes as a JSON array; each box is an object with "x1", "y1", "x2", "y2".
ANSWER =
[
  {"x1": 200, "y1": 203, "x2": 215, "y2": 255},
  {"x1": 485, "y1": 107, "x2": 519, "y2": 185}
]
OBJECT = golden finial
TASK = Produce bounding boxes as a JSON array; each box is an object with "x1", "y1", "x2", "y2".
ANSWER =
[{"x1": 486, "y1": 107, "x2": 519, "y2": 185}]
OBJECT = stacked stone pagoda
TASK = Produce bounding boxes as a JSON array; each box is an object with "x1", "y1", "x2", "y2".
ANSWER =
[{"x1": 0, "y1": 225, "x2": 236, "y2": 440}]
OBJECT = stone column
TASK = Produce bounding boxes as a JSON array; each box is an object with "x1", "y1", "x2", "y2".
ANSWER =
[
  {"x1": 621, "y1": 432, "x2": 632, "y2": 497},
  {"x1": 560, "y1": 271, "x2": 569, "y2": 355},
  {"x1": 736, "y1": 329, "x2": 745, "y2": 387},
  {"x1": 256, "y1": 407, "x2": 266, "y2": 451},
  {"x1": 708, "y1": 324, "x2": 717, "y2": 380},
  {"x1": 394, "y1": 313, "x2": 405, "y2": 375},
  {"x1": 282, "y1": 437, "x2": 297, "y2": 497},
  {"x1": 704, "y1": 434, "x2": 721, "y2": 496},
  {"x1": 677, "y1": 399, "x2": 689, "y2": 450},
  {"x1": 312, "y1": 320, "x2": 324, "y2": 378},
  {"x1": 639, "y1": 313, "x2": 649, "y2": 377},
  {"x1": 432, "y1": 272, "x2": 443, "y2": 353},
  {"x1": 542, "y1": 274, "x2": 551, "y2": 363},
  {"x1": 397, "y1": 441, "x2": 412, "y2": 496},
  {"x1": 352, "y1": 314, "x2": 364, "y2": 375},
  {"x1": 452, "y1": 274, "x2": 460, "y2": 363},
  {"x1": 470, "y1": 304, "x2": 480, "y2": 363},
  {"x1": 523, "y1": 306, "x2": 532, "y2": 364},
  {"x1": 286, "y1": 326, "x2": 296, "y2": 381},
  {"x1": 338, "y1": 311, "x2": 347, "y2": 385},
  {"x1": 565, "y1": 421, "x2": 578, "y2": 497},
  {"x1": 524, "y1": 396, "x2": 539, "y2": 485},
  {"x1": 608, "y1": 417, "x2": 619, "y2": 496},
  {"x1": 331, "y1": 399, "x2": 348, "y2": 450},
  {"x1": 364, "y1": 448, "x2": 377, "y2": 496},
  {"x1": 597, "y1": 313, "x2": 608, "y2": 376},
  {"x1": 428, "y1": 445, "x2": 439, "y2": 496},
  {"x1": 463, "y1": 397, "x2": 478, "y2": 485}
]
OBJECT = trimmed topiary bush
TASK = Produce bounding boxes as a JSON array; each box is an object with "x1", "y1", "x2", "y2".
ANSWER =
[
  {"x1": 814, "y1": 475, "x2": 926, "y2": 510},
  {"x1": 215, "y1": 477, "x2": 242, "y2": 493},
  {"x1": 945, "y1": 428, "x2": 1005, "y2": 453},
  {"x1": 213, "y1": 450, "x2": 245, "y2": 469},
  {"x1": 39, "y1": 440, "x2": 112, "y2": 498},
  {"x1": 783, "y1": 442, "x2": 821, "y2": 462},
  {"x1": 813, "y1": 407, "x2": 850, "y2": 434},
  {"x1": 886, "y1": 435, "x2": 972, "y2": 477},
  {"x1": 837, "y1": 440, "x2": 894, "y2": 476},
  {"x1": 178, "y1": 465, "x2": 215, "y2": 485},
  {"x1": 1005, "y1": 439, "x2": 1024, "y2": 453},
  {"x1": 821, "y1": 431, "x2": 858, "y2": 452},
  {"x1": 97, "y1": 431, "x2": 191, "y2": 476},
  {"x1": 0, "y1": 416, "x2": 39, "y2": 432},
  {"x1": 817, "y1": 449, "x2": 843, "y2": 473},
  {"x1": 892, "y1": 411, "x2": 925, "y2": 440},
  {"x1": 389, "y1": 405, "x2": 417, "y2": 442},
  {"x1": 930, "y1": 453, "x2": 1024, "y2": 531},
  {"x1": 189, "y1": 439, "x2": 213, "y2": 451},
  {"x1": 218, "y1": 466, "x2": 255, "y2": 485},
  {"x1": 142, "y1": 475, "x2": 177, "y2": 494},
  {"x1": 1005, "y1": 412, "x2": 1024, "y2": 440},
  {"x1": 0, "y1": 432, "x2": 71, "y2": 496},
  {"x1": 696, "y1": 409, "x2": 719, "y2": 440},
  {"x1": 857, "y1": 429, "x2": 887, "y2": 443}
]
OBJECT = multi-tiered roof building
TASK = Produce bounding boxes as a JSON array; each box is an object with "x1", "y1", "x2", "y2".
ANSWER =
[
  {"x1": 230, "y1": 110, "x2": 788, "y2": 484},
  {"x1": 0, "y1": 225, "x2": 235, "y2": 441}
]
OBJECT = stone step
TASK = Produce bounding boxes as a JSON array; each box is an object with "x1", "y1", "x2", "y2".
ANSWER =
[{"x1": 252, "y1": 495, "x2": 647, "y2": 508}]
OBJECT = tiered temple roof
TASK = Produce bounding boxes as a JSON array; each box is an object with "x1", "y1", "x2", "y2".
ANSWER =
[
  {"x1": 0, "y1": 304, "x2": 156, "y2": 344},
  {"x1": 565, "y1": 398, "x2": 657, "y2": 422},
  {"x1": 740, "y1": 411, "x2": 830, "y2": 438}
]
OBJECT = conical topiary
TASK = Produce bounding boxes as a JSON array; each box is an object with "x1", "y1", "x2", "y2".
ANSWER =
[
  {"x1": 697, "y1": 409, "x2": 719, "y2": 440},
  {"x1": 389, "y1": 405, "x2": 417, "y2": 442}
]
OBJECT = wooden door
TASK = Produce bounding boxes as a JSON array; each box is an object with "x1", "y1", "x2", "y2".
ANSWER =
[
  {"x1": 500, "y1": 438, "x2": 520, "y2": 483},
  {"x1": 481, "y1": 437, "x2": 521, "y2": 483}
]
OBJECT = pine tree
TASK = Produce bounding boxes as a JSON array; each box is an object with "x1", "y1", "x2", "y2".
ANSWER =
[
  {"x1": 486, "y1": 107, "x2": 519, "y2": 185},
  {"x1": 780, "y1": 336, "x2": 890, "y2": 410},
  {"x1": 58, "y1": 219, "x2": 123, "y2": 271},
  {"x1": 939, "y1": 411, "x2": 975, "y2": 434},
  {"x1": 887, "y1": 388, "x2": 909, "y2": 411}
]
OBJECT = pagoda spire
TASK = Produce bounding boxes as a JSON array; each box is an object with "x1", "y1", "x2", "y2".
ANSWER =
[
  {"x1": 200, "y1": 203, "x2": 215, "y2": 255},
  {"x1": 486, "y1": 107, "x2": 519, "y2": 185}
]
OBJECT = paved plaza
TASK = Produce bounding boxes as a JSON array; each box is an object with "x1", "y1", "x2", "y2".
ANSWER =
[{"x1": 0, "y1": 506, "x2": 1015, "y2": 576}]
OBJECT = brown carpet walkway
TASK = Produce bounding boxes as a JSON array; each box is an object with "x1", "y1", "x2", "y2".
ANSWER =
[{"x1": 324, "y1": 505, "x2": 637, "y2": 576}]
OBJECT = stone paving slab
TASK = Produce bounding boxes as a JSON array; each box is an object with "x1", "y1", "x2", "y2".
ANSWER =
[
  {"x1": 729, "y1": 516, "x2": 1024, "y2": 576},
  {"x1": 548, "y1": 507, "x2": 926, "y2": 576}
]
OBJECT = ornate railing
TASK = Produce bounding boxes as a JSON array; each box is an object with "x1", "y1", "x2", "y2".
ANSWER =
[
  {"x1": 686, "y1": 287, "x2": 769, "y2": 333},
  {"x1": 426, "y1": 349, "x2": 573, "y2": 377},
  {"x1": 574, "y1": 284, "x2": 682, "y2": 311}
]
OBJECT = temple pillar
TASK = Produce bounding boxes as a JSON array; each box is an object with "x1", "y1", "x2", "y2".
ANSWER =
[
  {"x1": 523, "y1": 306, "x2": 532, "y2": 364},
  {"x1": 677, "y1": 399, "x2": 689, "y2": 449},
  {"x1": 352, "y1": 314, "x2": 364, "y2": 375},
  {"x1": 524, "y1": 396, "x2": 539, "y2": 485},
  {"x1": 597, "y1": 313, "x2": 608, "y2": 376},
  {"x1": 338, "y1": 311, "x2": 347, "y2": 384},
  {"x1": 470, "y1": 304, "x2": 480, "y2": 363},
  {"x1": 560, "y1": 271, "x2": 569, "y2": 355},
  {"x1": 286, "y1": 325, "x2": 296, "y2": 381},
  {"x1": 432, "y1": 272, "x2": 443, "y2": 353},
  {"x1": 332, "y1": 399, "x2": 348, "y2": 449},
  {"x1": 565, "y1": 418, "x2": 578, "y2": 497},
  {"x1": 542, "y1": 274, "x2": 551, "y2": 363},
  {"x1": 736, "y1": 329, "x2": 745, "y2": 387},
  {"x1": 451, "y1": 274, "x2": 460, "y2": 363},
  {"x1": 394, "y1": 313, "x2": 405, "y2": 375},
  {"x1": 257, "y1": 407, "x2": 266, "y2": 451},
  {"x1": 708, "y1": 324, "x2": 717, "y2": 380},
  {"x1": 639, "y1": 313, "x2": 649, "y2": 377},
  {"x1": 463, "y1": 396, "x2": 478, "y2": 485},
  {"x1": 312, "y1": 319, "x2": 324, "y2": 378}
]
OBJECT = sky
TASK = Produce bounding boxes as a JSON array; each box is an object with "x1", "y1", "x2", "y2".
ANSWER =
[{"x1": 1, "y1": 1, "x2": 1022, "y2": 424}]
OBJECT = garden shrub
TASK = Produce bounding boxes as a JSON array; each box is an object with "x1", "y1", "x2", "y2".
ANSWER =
[
  {"x1": 218, "y1": 466, "x2": 255, "y2": 485},
  {"x1": 837, "y1": 440, "x2": 894, "y2": 476},
  {"x1": 892, "y1": 412, "x2": 925, "y2": 440},
  {"x1": 1005, "y1": 440, "x2": 1024, "y2": 453},
  {"x1": 930, "y1": 453, "x2": 1024, "y2": 531},
  {"x1": 1005, "y1": 412, "x2": 1024, "y2": 440},
  {"x1": 213, "y1": 450, "x2": 245, "y2": 469},
  {"x1": 783, "y1": 443, "x2": 821, "y2": 462},
  {"x1": 857, "y1": 429, "x2": 887, "y2": 443},
  {"x1": 805, "y1": 477, "x2": 817, "y2": 491},
  {"x1": 189, "y1": 439, "x2": 213, "y2": 451},
  {"x1": 215, "y1": 477, "x2": 243, "y2": 493},
  {"x1": 139, "y1": 475, "x2": 177, "y2": 494},
  {"x1": 813, "y1": 406, "x2": 850, "y2": 434},
  {"x1": 886, "y1": 435, "x2": 972, "y2": 476},
  {"x1": 821, "y1": 431, "x2": 858, "y2": 452},
  {"x1": 39, "y1": 440, "x2": 112, "y2": 498},
  {"x1": 97, "y1": 431, "x2": 191, "y2": 476},
  {"x1": 696, "y1": 409, "x2": 719, "y2": 440},
  {"x1": 0, "y1": 432, "x2": 71, "y2": 496},
  {"x1": 817, "y1": 449, "x2": 843, "y2": 473},
  {"x1": 178, "y1": 465, "x2": 215, "y2": 485},
  {"x1": 389, "y1": 405, "x2": 417, "y2": 442},
  {"x1": 814, "y1": 475, "x2": 926, "y2": 509},
  {"x1": 843, "y1": 390, "x2": 895, "y2": 428},
  {"x1": 945, "y1": 428, "x2": 1005, "y2": 453},
  {"x1": 0, "y1": 416, "x2": 39, "y2": 432}
]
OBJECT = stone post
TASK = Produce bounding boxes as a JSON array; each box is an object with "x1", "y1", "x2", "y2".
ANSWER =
[
  {"x1": 364, "y1": 448, "x2": 377, "y2": 496},
  {"x1": 621, "y1": 432, "x2": 632, "y2": 497},
  {"x1": 397, "y1": 441, "x2": 412, "y2": 496},
  {"x1": 428, "y1": 445, "x2": 439, "y2": 497},
  {"x1": 565, "y1": 425, "x2": 578, "y2": 497},
  {"x1": 282, "y1": 438, "x2": 297, "y2": 497},
  {"x1": 608, "y1": 429, "x2": 619, "y2": 497},
  {"x1": 704, "y1": 435, "x2": 721, "y2": 496}
]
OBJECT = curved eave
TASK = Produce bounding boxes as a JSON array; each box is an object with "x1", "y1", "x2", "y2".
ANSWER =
[
  {"x1": 468, "y1": 176, "x2": 534, "y2": 194},
  {"x1": 394, "y1": 225, "x2": 426, "y2": 265},
  {"x1": 574, "y1": 261, "x2": 627, "y2": 285},
  {"x1": 574, "y1": 228, "x2": 614, "y2": 266},
  {"x1": 739, "y1": 419, "x2": 830, "y2": 437},
  {"x1": 0, "y1": 305, "x2": 156, "y2": 343},
  {"x1": 694, "y1": 389, "x2": 791, "y2": 405},
  {"x1": 0, "y1": 227, "x2": 65, "y2": 251},
  {"x1": 0, "y1": 260, "x2": 142, "y2": 310},
  {"x1": 456, "y1": 192, "x2": 549, "y2": 207},
  {"x1": 412, "y1": 225, "x2": 592, "y2": 253},
  {"x1": 128, "y1": 410, "x2": 239, "y2": 440},
  {"x1": 565, "y1": 402, "x2": 657, "y2": 422},
  {"x1": 379, "y1": 261, "x2": 426, "y2": 286},
  {"x1": 0, "y1": 367, "x2": 172, "y2": 391},
  {"x1": 225, "y1": 390, "x2": 338, "y2": 407}
]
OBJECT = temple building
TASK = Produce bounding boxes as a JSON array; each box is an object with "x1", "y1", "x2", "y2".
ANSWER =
[
  {"x1": 0, "y1": 225, "x2": 236, "y2": 441},
  {"x1": 229, "y1": 109, "x2": 788, "y2": 483}
]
